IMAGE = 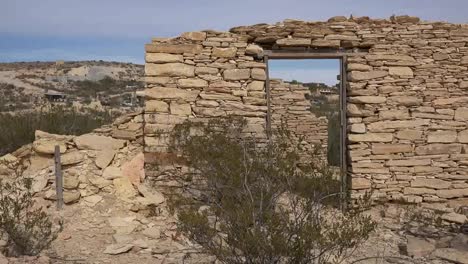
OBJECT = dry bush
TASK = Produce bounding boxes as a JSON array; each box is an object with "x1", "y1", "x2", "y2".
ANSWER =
[
  {"x1": 167, "y1": 117, "x2": 376, "y2": 264},
  {"x1": 0, "y1": 172, "x2": 60, "y2": 256}
]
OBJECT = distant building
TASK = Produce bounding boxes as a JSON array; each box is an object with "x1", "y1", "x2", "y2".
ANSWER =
[{"x1": 44, "y1": 90, "x2": 66, "y2": 102}]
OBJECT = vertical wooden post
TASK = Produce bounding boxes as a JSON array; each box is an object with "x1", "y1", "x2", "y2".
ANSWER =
[
  {"x1": 54, "y1": 145, "x2": 64, "y2": 210},
  {"x1": 264, "y1": 55, "x2": 272, "y2": 140}
]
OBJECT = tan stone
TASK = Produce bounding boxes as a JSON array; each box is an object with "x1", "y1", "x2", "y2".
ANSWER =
[
  {"x1": 145, "y1": 87, "x2": 200, "y2": 102},
  {"x1": 195, "y1": 67, "x2": 218, "y2": 75},
  {"x1": 349, "y1": 96, "x2": 386, "y2": 104},
  {"x1": 395, "y1": 130, "x2": 422, "y2": 140},
  {"x1": 427, "y1": 130, "x2": 458, "y2": 143},
  {"x1": 95, "y1": 150, "x2": 116, "y2": 169},
  {"x1": 121, "y1": 153, "x2": 145, "y2": 186},
  {"x1": 276, "y1": 38, "x2": 311, "y2": 46},
  {"x1": 460, "y1": 81, "x2": 468, "y2": 89},
  {"x1": 61, "y1": 151, "x2": 85, "y2": 165},
  {"x1": 177, "y1": 78, "x2": 208, "y2": 88},
  {"x1": 247, "y1": 81, "x2": 265, "y2": 91},
  {"x1": 145, "y1": 100, "x2": 169, "y2": 113},
  {"x1": 63, "y1": 191, "x2": 81, "y2": 204},
  {"x1": 103, "y1": 166, "x2": 123, "y2": 180},
  {"x1": 212, "y1": 47, "x2": 237, "y2": 58},
  {"x1": 74, "y1": 135, "x2": 125, "y2": 151},
  {"x1": 368, "y1": 119, "x2": 429, "y2": 131},
  {"x1": 350, "y1": 123, "x2": 366, "y2": 133},
  {"x1": 379, "y1": 109, "x2": 409, "y2": 120},
  {"x1": 251, "y1": 68, "x2": 266, "y2": 80},
  {"x1": 415, "y1": 144, "x2": 462, "y2": 155},
  {"x1": 365, "y1": 54, "x2": 415, "y2": 61},
  {"x1": 170, "y1": 102, "x2": 192, "y2": 116},
  {"x1": 223, "y1": 69, "x2": 250, "y2": 80},
  {"x1": 145, "y1": 44, "x2": 203, "y2": 54},
  {"x1": 311, "y1": 39, "x2": 340, "y2": 48},
  {"x1": 347, "y1": 63, "x2": 372, "y2": 71},
  {"x1": 33, "y1": 140, "x2": 66, "y2": 155},
  {"x1": 404, "y1": 187, "x2": 436, "y2": 195},
  {"x1": 351, "y1": 178, "x2": 371, "y2": 190},
  {"x1": 411, "y1": 178, "x2": 451, "y2": 189},
  {"x1": 113, "y1": 177, "x2": 137, "y2": 199},
  {"x1": 348, "y1": 71, "x2": 388, "y2": 81},
  {"x1": 245, "y1": 44, "x2": 263, "y2": 57},
  {"x1": 388, "y1": 96, "x2": 422, "y2": 106},
  {"x1": 455, "y1": 107, "x2": 468, "y2": 121},
  {"x1": 348, "y1": 133, "x2": 393, "y2": 143},
  {"x1": 145, "y1": 53, "x2": 183, "y2": 63},
  {"x1": 458, "y1": 130, "x2": 468, "y2": 143},
  {"x1": 372, "y1": 144, "x2": 412, "y2": 154},
  {"x1": 181, "y1": 31, "x2": 206, "y2": 41},
  {"x1": 437, "y1": 189, "x2": 468, "y2": 199},
  {"x1": 386, "y1": 159, "x2": 431, "y2": 167},
  {"x1": 145, "y1": 63, "x2": 195, "y2": 77},
  {"x1": 388, "y1": 67, "x2": 413, "y2": 77}
]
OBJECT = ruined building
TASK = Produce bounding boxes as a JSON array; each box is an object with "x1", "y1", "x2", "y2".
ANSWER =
[{"x1": 143, "y1": 15, "x2": 468, "y2": 204}]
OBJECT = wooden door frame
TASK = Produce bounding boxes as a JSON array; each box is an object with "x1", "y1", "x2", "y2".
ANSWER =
[{"x1": 263, "y1": 50, "x2": 357, "y2": 207}]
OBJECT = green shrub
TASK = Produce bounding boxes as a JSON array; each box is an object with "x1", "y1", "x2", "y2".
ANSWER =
[
  {"x1": 167, "y1": 117, "x2": 376, "y2": 264},
  {"x1": 0, "y1": 107, "x2": 114, "y2": 156},
  {"x1": 0, "y1": 174, "x2": 60, "y2": 256}
]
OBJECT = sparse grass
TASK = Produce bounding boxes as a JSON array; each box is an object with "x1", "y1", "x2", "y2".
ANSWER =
[{"x1": 0, "y1": 107, "x2": 114, "y2": 156}]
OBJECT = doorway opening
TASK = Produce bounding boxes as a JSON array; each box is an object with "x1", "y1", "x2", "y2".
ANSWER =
[{"x1": 264, "y1": 52, "x2": 347, "y2": 194}]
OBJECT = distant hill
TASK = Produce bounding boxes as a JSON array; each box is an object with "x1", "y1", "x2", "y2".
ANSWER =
[{"x1": 0, "y1": 61, "x2": 144, "y2": 111}]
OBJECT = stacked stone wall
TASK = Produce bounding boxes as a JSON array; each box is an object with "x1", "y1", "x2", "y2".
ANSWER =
[
  {"x1": 144, "y1": 15, "x2": 468, "y2": 204},
  {"x1": 270, "y1": 79, "x2": 329, "y2": 163}
]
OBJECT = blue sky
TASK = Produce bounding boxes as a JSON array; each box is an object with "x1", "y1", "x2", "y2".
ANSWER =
[{"x1": 1, "y1": 0, "x2": 467, "y2": 85}]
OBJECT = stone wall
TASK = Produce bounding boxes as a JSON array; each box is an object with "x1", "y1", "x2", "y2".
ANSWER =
[
  {"x1": 270, "y1": 79, "x2": 329, "y2": 164},
  {"x1": 144, "y1": 15, "x2": 468, "y2": 204}
]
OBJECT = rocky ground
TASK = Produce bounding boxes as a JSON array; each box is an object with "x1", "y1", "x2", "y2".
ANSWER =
[{"x1": 0, "y1": 112, "x2": 467, "y2": 264}]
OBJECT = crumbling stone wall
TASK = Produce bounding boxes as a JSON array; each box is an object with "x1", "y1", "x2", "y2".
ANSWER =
[
  {"x1": 270, "y1": 79, "x2": 328, "y2": 163},
  {"x1": 144, "y1": 15, "x2": 468, "y2": 204}
]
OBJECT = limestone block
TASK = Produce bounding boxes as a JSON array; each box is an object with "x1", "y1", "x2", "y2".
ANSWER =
[
  {"x1": 368, "y1": 119, "x2": 429, "y2": 131},
  {"x1": 386, "y1": 159, "x2": 431, "y2": 167},
  {"x1": 145, "y1": 100, "x2": 169, "y2": 113},
  {"x1": 276, "y1": 38, "x2": 311, "y2": 46},
  {"x1": 324, "y1": 34, "x2": 359, "y2": 41},
  {"x1": 404, "y1": 187, "x2": 436, "y2": 195},
  {"x1": 145, "y1": 76, "x2": 171, "y2": 85},
  {"x1": 365, "y1": 54, "x2": 415, "y2": 62},
  {"x1": 458, "y1": 130, "x2": 468, "y2": 143},
  {"x1": 388, "y1": 67, "x2": 413, "y2": 77},
  {"x1": 415, "y1": 144, "x2": 462, "y2": 155},
  {"x1": 195, "y1": 67, "x2": 218, "y2": 75},
  {"x1": 372, "y1": 144, "x2": 412, "y2": 154},
  {"x1": 347, "y1": 64, "x2": 372, "y2": 71},
  {"x1": 455, "y1": 107, "x2": 468, "y2": 121},
  {"x1": 349, "y1": 96, "x2": 386, "y2": 104},
  {"x1": 196, "y1": 100, "x2": 219, "y2": 107},
  {"x1": 427, "y1": 131, "x2": 457, "y2": 143},
  {"x1": 348, "y1": 70, "x2": 388, "y2": 81},
  {"x1": 145, "y1": 63, "x2": 195, "y2": 77},
  {"x1": 74, "y1": 135, "x2": 125, "y2": 151},
  {"x1": 311, "y1": 39, "x2": 340, "y2": 48},
  {"x1": 145, "y1": 87, "x2": 200, "y2": 102},
  {"x1": 181, "y1": 31, "x2": 207, "y2": 41},
  {"x1": 461, "y1": 56, "x2": 468, "y2": 65},
  {"x1": 251, "y1": 68, "x2": 266, "y2": 80},
  {"x1": 348, "y1": 133, "x2": 393, "y2": 143},
  {"x1": 61, "y1": 151, "x2": 85, "y2": 165},
  {"x1": 223, "y1": 69, "x2": 250, "y2": 80},
  {"x1": 395, "y1": 129, "x2": 422, "y2": 140},
  {"x1": 379, "y1": 109, "x2": 409, "y2": 120},
  {"x1": 351, "y1": 178, "x2": 371, "y2": 190},
  {"x1": 388, "y1": 96, "x2": 422, "y2": 106},
  {"x1": 177, "y1": 78, "x2": 208, "y2": 88},
  {"x1": 199, "y1": 92, "x2": 241, "y2": 101},
  {"x1": 460, "y1": 81, "x2": 468, "y2": 89},
  {"x1": 411, "y1": 178, "x2": 451, "y2": 189},
  {"x1": 33, "y1": 140, "x2": 66, "y2": 155},
  {"x1": 145, "y1": 44, "x2": 203, "y2": 54},
  {"x1": 145, "y1": 53, "x2": 183, "y2": 63},
  {"x1": 350, "y1": 123, "x2": 366, "y2": 133},
  {"x1": 212, "y1": 47, "x2": 237, "y2": 58},
  {"x1": 437, "y1": 189, "x2": 468, "y2": 199},
  {"x1": 245, "y1": 44, "x2": 264, "y2": 58},
  {"x1": 247, "y1": 81, "x2": 265, "y2": 91},
  {"x1": 170, "y1": 103, "x2": 192, "y2": 116}
]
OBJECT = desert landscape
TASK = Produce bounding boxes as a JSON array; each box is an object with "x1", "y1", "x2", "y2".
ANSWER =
[{"x1": 2, "y1": 1, "x2": 468, "y2": 263}]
